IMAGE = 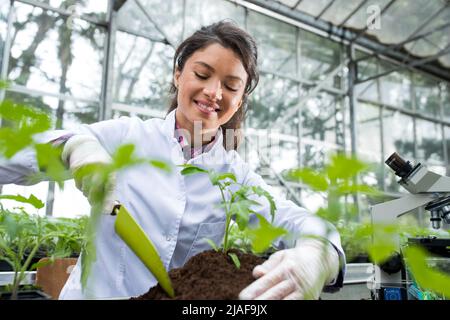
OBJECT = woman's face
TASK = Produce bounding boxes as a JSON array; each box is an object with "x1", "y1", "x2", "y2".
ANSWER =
[{"x1": 174, "y1": 43, "x2": 248, "y2": 134}]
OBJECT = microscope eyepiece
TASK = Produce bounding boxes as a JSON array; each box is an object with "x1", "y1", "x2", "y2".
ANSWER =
[{"x1": 385, "y1": 152, "x2": 414, "y2": 179}]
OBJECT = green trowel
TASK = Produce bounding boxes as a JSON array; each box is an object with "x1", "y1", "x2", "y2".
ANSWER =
[{"x1": 112, "y1": 204, "x2": 175, "y2": 298}]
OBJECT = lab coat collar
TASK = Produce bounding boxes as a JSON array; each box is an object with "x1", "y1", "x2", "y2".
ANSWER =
[{"x1": 162, "y1": 108, "x2": 224, "y2": 157}]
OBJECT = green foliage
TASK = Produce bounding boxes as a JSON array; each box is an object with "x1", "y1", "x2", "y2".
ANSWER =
[
  {"x1": 0, "y1": 99, "x2": 173, "y2": 293},
  {"x1": 403, "y1": 245, "x2": 450, "y2": 298},
  {"x1": 180, "y1": 164, "x2": 287, "y2": 259},
  {"x1": 204, "y1": 238, "x2": 219, "y2": 252},
  {"x1": 0, "y1": 80, "x2": 10, "y2": 89},
  {"x1": 286, "y1": 152, "x2": 450, "y2": 297},
  {"x1": 73, "y1": 144, "x2": 172, "y2": 289},
  {"x1": 34, "y1": 143, "x2": 71, "y2": 187},
  {"x1": 0, "y1": 199, "x2": 86, "y2": 300},
  {"x1": 246, "y1": 214, "x2": 287, "y2": 254},
  {"x1": 0, "y1": 100, "x2": 52, "y2": 159},
  {"x1": 228, "y1": 252, "x2": 240, "y2": 269},
  {"x1": 284, "y1": 153, "x2": 379, "y2": 226},
  {"x1": 0, "y1": 194, "x2": 44, "y2": 210}
]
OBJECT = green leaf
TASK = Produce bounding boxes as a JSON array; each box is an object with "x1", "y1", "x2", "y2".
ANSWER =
[
  {"x1": 403, "y1": 245, "x2": 450, "y2": 297},
  {"x1": 230, "y1": 199, "x2": 260, "y2": 230},
  {"x1": 209, "y1": 172, "x2": 237, "y2": 185},
  {"x1": 0, "y1": 79, "x2": 10, "y2": 89},
  {"x1": 285, "y1": 168, "x2": 329, "y2": 191},
  {"x1": 247, "y1": 214, "x2": 287, "y2": 254},
  {"x1": 251, "y1": 186, "x2": 277, "y2": 222},
  {"x1": 0, "y1": 100, "x2": 52, "y2": 158},
  {"x1": 34, "y1": 143, "x2": 71, "y2": 188},
  {"x1": 326, "y1": 154, "x2": 369, "y2": 181},
  {"x1": 112, "y1": 144, "x2": 141, "y2": 169},
  {"x1": 228, "y1": 252, "x2": 240, "y2": 269},
  {"x1": 149, "y1": 160, "x2": 172, "y2": 173},
  {"x1": 179, "y1": 164, "x2": 208, "y2": 176},
  {"x1": 0, "y1": 194, "x2": 44, "y2": 209},
  {"x1": 336, "y1": 184, "x2": 379, "y2": 196},
  {"x1": 204, "y1": 238, "x2": 219, "y2": 252},
  {"x1": 366, "y1": 225, "x2": 399, "y2": 264}
]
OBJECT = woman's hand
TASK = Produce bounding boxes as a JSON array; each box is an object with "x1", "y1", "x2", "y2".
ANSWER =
[
  {"x1": 239, "y1": 238, "x2": 339, "y2": 300},
  {"x1": 61, "y1": 135, "x2": 117, "y2": 214}
]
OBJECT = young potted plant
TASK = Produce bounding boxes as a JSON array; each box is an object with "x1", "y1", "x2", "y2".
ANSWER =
[
  {"x1": 34, "y1": 215, "x2": 87, "y2": 299},
  {"x1": 0, "y1": 194, "x2": 84, "y2": 299},
  {"x1": 132, "y1": 164, "x2": 288, "y2": 300}
]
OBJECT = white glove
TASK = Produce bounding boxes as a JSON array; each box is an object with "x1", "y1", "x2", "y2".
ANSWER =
[
  {"x1": 61, "y1": 134, "x2": 117, "y2": 215},
  {"x1": 239, "y1": 238, "x2": 339, "y2": 300}
]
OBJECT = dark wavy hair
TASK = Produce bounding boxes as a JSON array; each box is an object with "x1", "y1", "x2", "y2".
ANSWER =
[{"x1": 167, "y1": 20, "x2": 259, "y2": 150}]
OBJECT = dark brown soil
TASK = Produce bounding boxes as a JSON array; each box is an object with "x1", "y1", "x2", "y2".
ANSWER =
[{"x1": 131, "y1": 249, "x2": 265, "y2": 300}]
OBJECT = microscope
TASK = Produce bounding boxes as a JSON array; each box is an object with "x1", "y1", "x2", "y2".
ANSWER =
[{"x1": 370, "y1": 152, "x2": 450, "y2": 300}]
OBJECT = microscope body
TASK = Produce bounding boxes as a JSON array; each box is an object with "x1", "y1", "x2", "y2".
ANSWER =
[{"x1": 369, "y1": 153, "x2": 450, "y2": 300}]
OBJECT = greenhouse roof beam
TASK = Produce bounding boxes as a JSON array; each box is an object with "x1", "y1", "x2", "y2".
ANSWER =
[
  {"x1": 236, "y1": 0, "x2": 450, "y2": 82},
  {"x1": 354, "y1": 20, "x2": 450, "y2": 64},
  {"x1": 357, "y1": 43, "x2": 450, "y2": 84},
  {"x1": 354, "y1": 3, "x2": 450, "y2": 64}
]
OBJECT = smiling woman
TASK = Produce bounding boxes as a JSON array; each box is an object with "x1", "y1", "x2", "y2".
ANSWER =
[
  {"x1": 167, "y1": 21, "x2": 259, "y2": 151},
  {"x1": 0, "y1": 20, "x2": 345, "y2": 300}
]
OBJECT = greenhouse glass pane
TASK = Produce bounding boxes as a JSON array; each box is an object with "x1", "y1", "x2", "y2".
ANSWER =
[
  {"x1": 301, "y1": 91, "x2": 343, "y2": 146},
  {"x1": 8, "y1": 2, "x2": 105, "y2": 101},
  {"x1": 247, "y1": 73, "x2": 298, "y2": 132},
  {"x1": 277, "y1": 0, "x2": 300, "y2": 8},
  {"x1": 4, "y1": 90, "x2": 98, "y2": 130},
  {"x1": 298, "y1": 29, "x2": 342, "y2": 88},
  {"x1": 34, "y1": 0, "x2": 108, "y2": 20},
  {"x1": 382, "y1": 109, "x2": 414, "y2": 160},
  {"x1": 269, "y1": 140, "x2": 299, "y2": 174},
  {"x1": 301, "y1": 143, "x2": 334, "y2": 170},
  {"x1": 404, "y1": 7, "x2": 450, "y2": 62},
  {"x1": 2, "y1": 182, "x2": 50, "y2": 216},
  {"x1": 367, "y1": 0, "x2": 443, "y2": 44},
  {"x1": 0, "y1": 0, "x2": 9, "y2": 69},
  {"x1": 247, "y1": 11, "x2": 297, "y2": 78},
  {"x1": 183, "y1": 0, "x2": 245, "y2": 39},
  {"x1": 405, "y1": 38, "x2": 440, "y2": 57},
  {"x1": 444, "y1": 85, "x2": 450, "y2": 121},
  {"x1": 416, "y1": 118, "x2": 444, "y2": 164},
  {"x1": 344, "y1": 0, "x2": 391, "y2": 30},
  {"x1": 360, "y1": 160, "x2": 383, "y2": 190},
  {"x1": 439, "y1": 53, "x2": 450, "y2": 69},
  {"x1": 300, "y1": 189, "x2": 326, "y2": 216},
  {"x1": 356, "y1": 102, "x2": 381, "y2": 162},
  {"x1": 113, "y1": 31, "x2": 174, "y2": 113},
  {"x1": 379, "y1": 70, "x2": 411, "y2": 109},
  {"x1": 355, "y1": 82, "x2": 378, "y2": 102},
  {"x1": 412, "y1": 73, "x2": 440, "y2": 118},
  {"x1": 356, "y1": 51, "x2": 379, "y2": 81},
  {"x1": 137, "y1": 0, "x2": 184, "y2": 45},
  {"x1": 446, "y1": 126, "x2": 450, "y2": 174},
  {"x1": 321, "y1": 0, "x2": 365, "y2": 25},
  {"x1": 53, "y1": 180, "x2": 90, "y2": 218},
  {"x1": 382, "y1": 110, "x2": 414, "y2": 193},
  {"x1": 117, "y1": 0, "x2": 163, "y2": 39},
  {"x1": 296, "y1": 0, "x2": 333, "y2": 17},
  {"x1": 416, "y1": 6, "x2": 450, "y2": 36}
]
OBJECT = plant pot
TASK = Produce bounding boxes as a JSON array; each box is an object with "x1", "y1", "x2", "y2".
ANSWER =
[
  {"x1": 132, "y1": 249, "x2": 265, "y2": 300},
  {"x1": 348, "y1": 254, "x2": 371, "y2": 263},
  {"x1": 35, "y1": 257, "x2": 78, "y2": 300},
  {"x1": 0, "y1": 290, "x2": 52, "y2": 300}
]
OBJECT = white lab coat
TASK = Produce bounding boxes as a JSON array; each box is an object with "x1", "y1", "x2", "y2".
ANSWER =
[{"x1": 0, "y1": 109, "x2": 345, "y2": 299}]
